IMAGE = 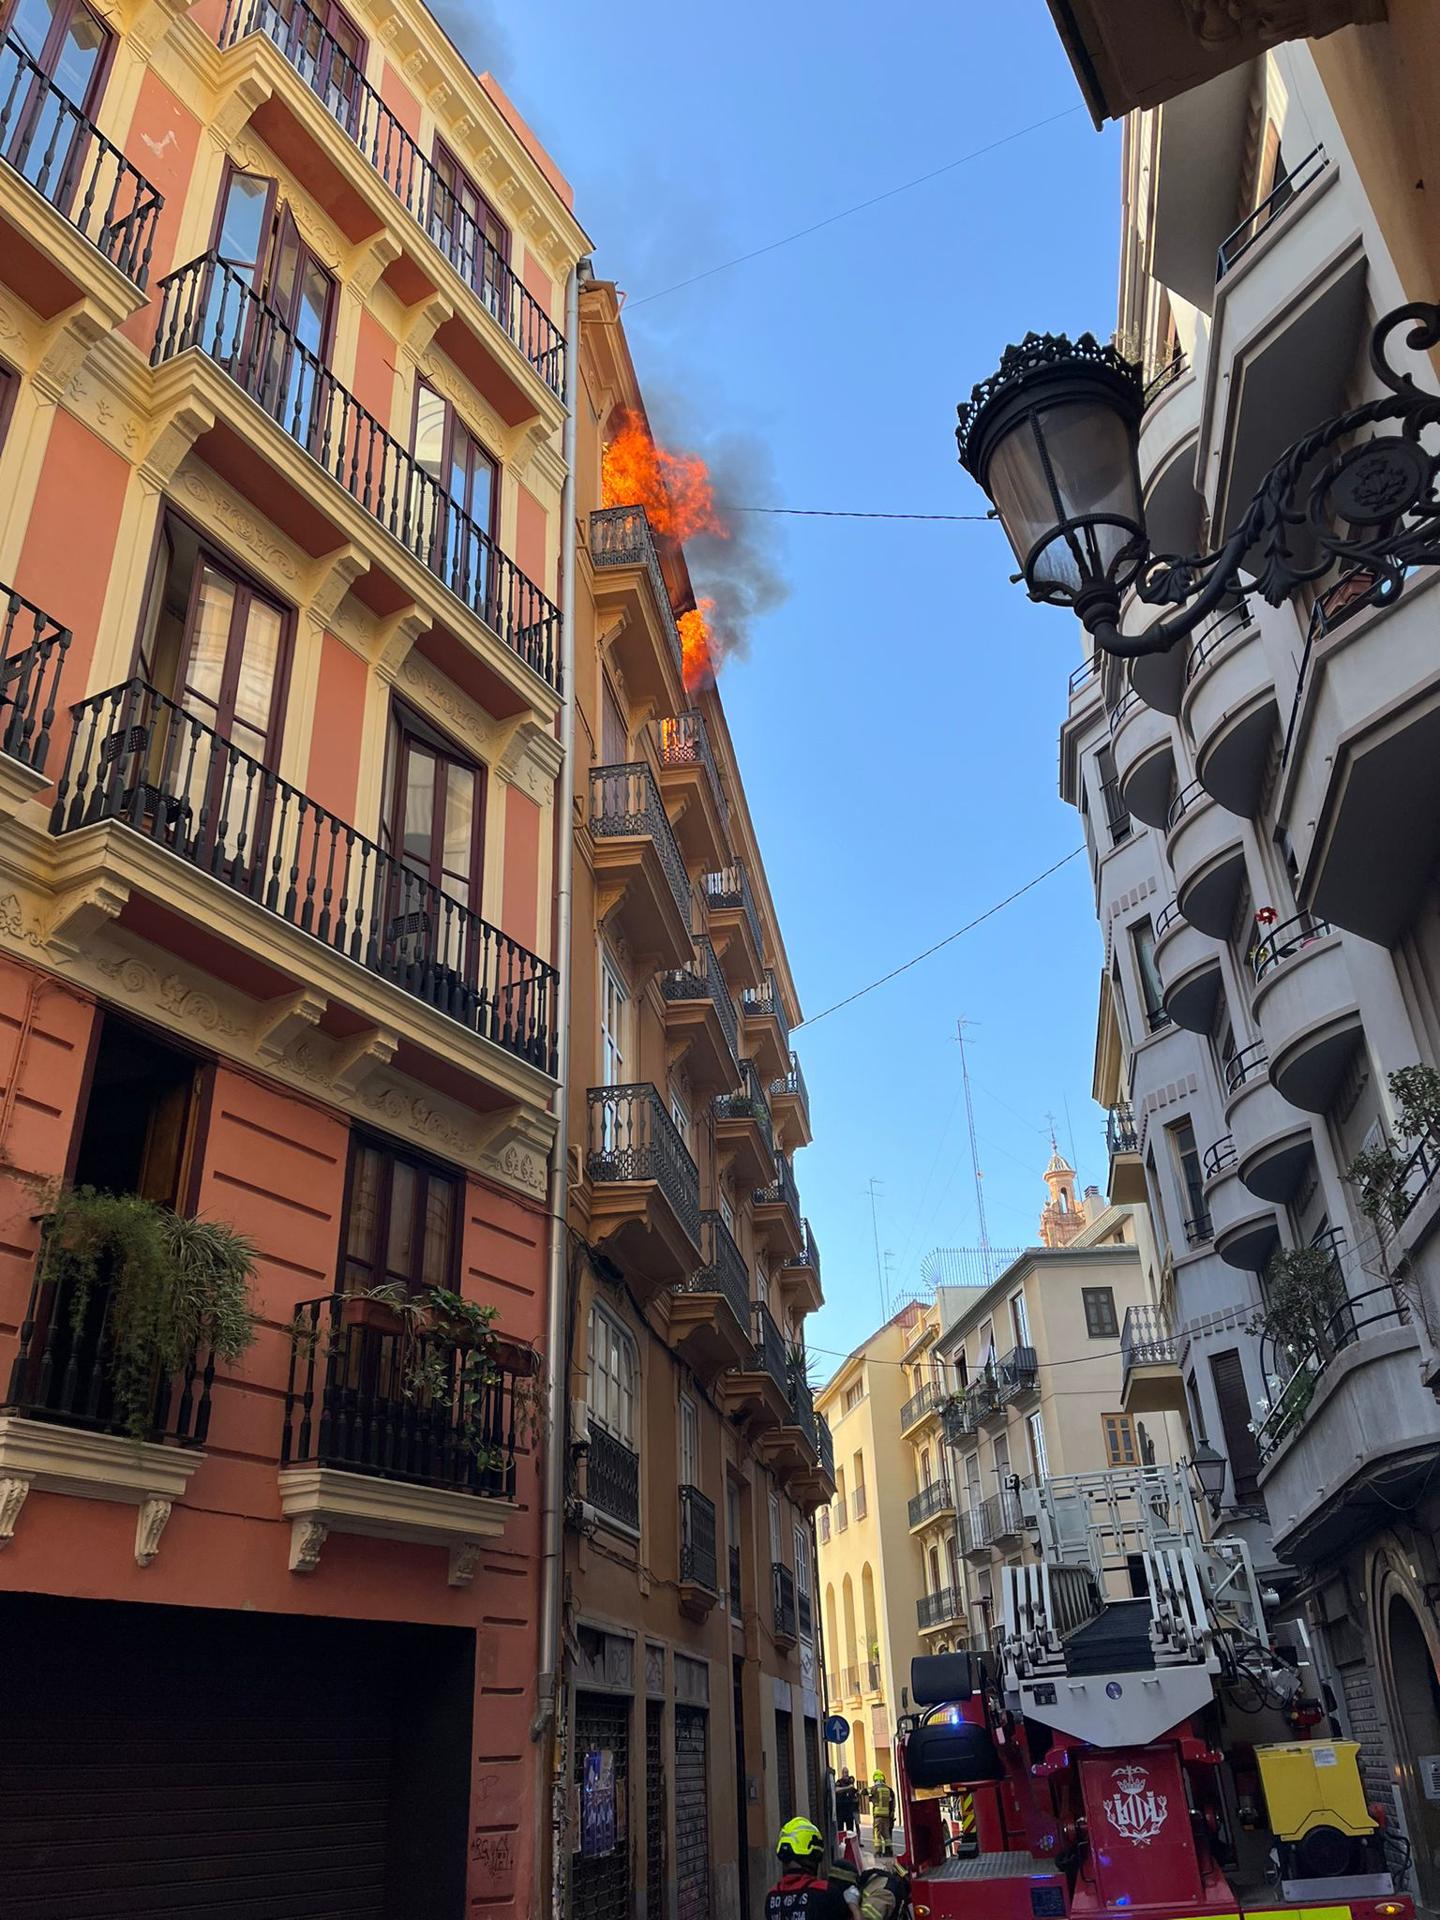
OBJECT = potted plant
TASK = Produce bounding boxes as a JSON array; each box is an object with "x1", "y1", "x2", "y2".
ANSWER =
[
  {"x1": 1251, "y1": 1245, "x2": 1346, "y2": 1368},
  {"x1": 40, "y1": 1185, "x2": 258, "y2": 1441},
  {"x1": 1345, "y1": 1064, "x2": 1440, "y2": 1228}
]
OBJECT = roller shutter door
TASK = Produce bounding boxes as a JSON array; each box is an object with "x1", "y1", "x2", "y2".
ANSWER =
[{"x1": 674, "y1": 1707, "x2": 710, "y2": 1920}]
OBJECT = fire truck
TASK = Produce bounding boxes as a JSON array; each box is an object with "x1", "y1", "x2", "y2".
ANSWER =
[{"x1": 892, "y1": 1464, "x2": 1413, "y2": 1920}]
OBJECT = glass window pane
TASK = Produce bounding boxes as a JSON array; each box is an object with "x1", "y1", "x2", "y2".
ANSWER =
[
  {"x1": 414, "y1": 386, "x2": 446, "y2": 483},
  {"x1": 403, "y1": 745, "x2": 436, "y2": 867},
  {"x1": 217, "y1": 172, "x2": 271, "y2": 269},
  {"x1": 182, "y1": 566, "x2": 235, "y2": 715},
  {"x1": 441, "y1": 765, "x2": 474, "y2": 889},
  {"x1": 233, "y1": 596, "x2": 281, "y2": 737},
  {"x1": 421, "y1": 1174, "x2": 455, "y2": 1287},
  {"x1": 52, "y1": 6, "x2": 106, "y2": 96},
  {"x1": 344, "y1": 1143, "x2": 382, "y2": 1280},
  {"x1": 385, "y1": 1159, "x2": 417, "y2": 1285},
  {"x1": 8, "y1": 0, "x2": 63, "y2": 61}
]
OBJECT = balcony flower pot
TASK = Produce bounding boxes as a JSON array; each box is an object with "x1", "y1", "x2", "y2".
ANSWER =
[{"x1": 340, "y1": 1293, "x2": 410, "y2": 1336}]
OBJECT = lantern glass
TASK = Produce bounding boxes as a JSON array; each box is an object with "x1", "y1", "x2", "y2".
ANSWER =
[
  {"x1": 988, "y1": 397, "x2": 1143, "y2": 599},
  {"x1": 1191, "y1": 1443, "x2": 1228, "y2": 1507}
]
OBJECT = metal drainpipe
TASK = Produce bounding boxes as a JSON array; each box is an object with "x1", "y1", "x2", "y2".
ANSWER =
[{"x1": 534, "y1": 254, "x2": 586, "y2": 1920}]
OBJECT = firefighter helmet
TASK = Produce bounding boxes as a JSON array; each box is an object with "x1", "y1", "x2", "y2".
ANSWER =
[
  {"x1": 873, "y1": 1773, "x2": 885, "y2": 1784},
  {"x1": 777, "y1": 1817, "x2": 824, "y2": 1866}
]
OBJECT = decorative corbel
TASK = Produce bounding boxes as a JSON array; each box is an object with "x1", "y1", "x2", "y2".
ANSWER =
[
  {"x1": 138, "y1": 397, "x2": 217, "y2": 491},
  {"x1": 126, "y1": 0, "x2": 195, "y2": 60},
  {"x1": 448, "y1": 1540, "x2": 484, "y2": 1587},
  {"x1": 0, "y1": 1475, "x2": 30, "y2": 1546},
  {"x1": 306, "y1": 544, "x2": 370, "y2": 633},
  {"x1": 372, "y1": 605, "x2": 429, "y2": 678},
  {"x1": 134, "y1": 1495, "x2": 173, "y2": 1566},
  {"x1": 351, "y1": 231, "x2": 403, "y2": 302},
  {"x1": 33, "y1": 304, "x2": 110, "y2": 403},
  {"x1": 494, "y1": 714, "x2": 564, "y2": 796},
  {"x1": 253, "y1": 987, "x2": 328, "y2": 1064},
  {"x1": 330, "y1": 1024, "x2": 399, "y2": 1097},
  {"x1": 289, "y1": 1516, "x2": 329, "y2": 1573},
  {"x1": 46, "y1": 877, "x2": 130, "y2": 959},
  {"x1": 403, "y1": 292, "x2": 454, "y2": 360},
  {"x1": 211, "y1": 64, "x2": 273, "y2": 146}
]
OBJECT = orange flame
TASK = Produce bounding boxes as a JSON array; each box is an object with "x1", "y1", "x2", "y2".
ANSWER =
[
  {"x1": 602, "y1": 411, "x2": 728, "y2": 544},
  {"x1": 678, "y1": 600, "x2": 717, "y2": 692}
]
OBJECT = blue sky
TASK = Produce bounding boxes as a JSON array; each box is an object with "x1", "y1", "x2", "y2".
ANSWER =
[{"x1": 472, "y1": 0, "x2": 1124, "y2": 1368}]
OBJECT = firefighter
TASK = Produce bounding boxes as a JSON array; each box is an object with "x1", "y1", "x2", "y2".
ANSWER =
[
  {"x1": 870, "y1": 1773, "x2": 896, "y2": 1856},
  {"x1": 767, "y1": 1818, "x2": 862, "y2": 1920}
]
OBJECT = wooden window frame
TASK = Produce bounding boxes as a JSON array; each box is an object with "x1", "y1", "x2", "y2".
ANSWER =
[
  {"x1": 1082, "y1": 1285, "x2": 1119, "y2": 1339},
  {"x1": 1101, "y1": 1411, "x2": 1139, "y2": 1468},
  {"x1": 380, "y1": 697, "x2": 486, "y2": 913},
  {"x1": 411, "y1": 376, "x2": 500, "y2": 541},
  {"x1": 338, "y1": 1131, "x2": 465, "y2": 1301}
]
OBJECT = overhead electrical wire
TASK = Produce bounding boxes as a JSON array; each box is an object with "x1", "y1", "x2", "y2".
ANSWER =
[
  {"x1": 724, "y1": 506, "x2": 995, "y2": 523},
  {"x1": 625, "y1": 103, "x2": 1085, "y2": 308},
  {"x1": 795, "y1": 848, "x2": 1086, "y2": 1030}
]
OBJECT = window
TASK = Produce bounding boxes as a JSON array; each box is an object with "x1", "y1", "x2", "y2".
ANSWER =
[
  {"x1": 817, "y1": 1508, "x2": 830, "y2": 1545},
  {"x1": 600, "y1": 953, "x2": 628, "y2": 1086},
  {"x1": 754, "y1": 1261, "x2": 769, "y2": 1309},
  {"x1": 963, "y1": 1453, "x2": 981, "y2": 1517},
  {"x1": 1009, "y1": 1291, "x2": 1031, "y2": 1348},
  {"x1": 379, "y1": 705, "x2": 484, "y2": 977},
  {"x1": 342, "y1": 1137, "x2": 460, "y2": 1297},
  {"x1": 3, "y1": 0, "x2": 112, "y2": 191},
  {"x1": 843, "y1": 1379, "x2": 863, "y2": 1415},
  {"x1": 1186, "y1": 1370, "x2": 1208, "y2": 1446},
  {"x1": 430, "y1": 139, "x2": 510, "y2": 318},
  {"x1": 1026, "y1": 1411, "x2": 1050, "y2": 1482},
  {"x1": 587, "y1": 1303, "x2": 637, "y2": 1444},
  {"x1": 71, "y1": 1014, "x2": 200, "y2": 1208},
  {"x1": 669, "y1": 1088, "x2": 690, "y2": 1147},
  {"x1": 1131, "y1": 918, "x2": 1167, "y2": 1030},
  {"x1": 412, "y1": 380, "x2": 499, "y2": 609},
  {"x1": 1169, "y1": 1120, "x2": 1207, "y2": 1237},
  {"x1": 851, "y1": 1451, "x2": 867, "y2": 1520},
  {"x1": 718, "y1": 1189, "x2": 735, "y2": 1237},
  {"x1": 1082, "y1": 1287, "x2": 1118, "y2": 1338},
  {"x1": 0, "y1": 361, "x2": 15, "y2": 461},
  {"x1": 919, "y1": 1447, "x2": 932, "y2": 1488},
  {"x1": 679, "y1": 1394, "x2": 698, "y2": 1488},
  {"x1": 209, "y1": 167, "x2": 337, "y2": 432},
  {"x1": 1102, "y1": 1412, "x2": 1139, "y2": 1468},
  {"x1": 1144, "y1": 1151, "x2": 1167, "y2": 1244},
  {"x1": 768, "y1": 1489, "x2": 782, "y2": 1565},
  {"x1": 793, "y1": 1524, "x2": 812, "y2": 1639},
  {"x1": 1097, "y1": 744, "x2": 1129, "y2": 845},
  {"x1": 1209, "y1": 1348, "x2": 1261, "y2": 1504}
]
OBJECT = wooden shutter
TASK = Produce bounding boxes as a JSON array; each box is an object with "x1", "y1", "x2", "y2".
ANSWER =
[{"x1": 1209, "y1": 1348, "x2": 1263, "y2": 1502}]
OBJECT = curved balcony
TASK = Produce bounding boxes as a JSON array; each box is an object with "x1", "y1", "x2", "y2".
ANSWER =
[
  {"x1": 1128, "y1": 596, "x2": 1188, "y2": 717},
  {"x1": 1154, "y1": 899, "x2": 1222, "y2": 1034},
  {"x1": 1137, "y1": 359, "x2": 1200, "y2": 502},
  {"x1": 1251, "y1": 919, "x2": 1363, "y2": 1114},
  {"x1": 1203, "y1": 1136, "x2": 1281, "y2": 1272},
  {"x1": 1181, "y1": 602, "x2": 1277, "y2": 817},
  {"x1": 1223, "y1": 1043, "x2": 1314, "y2": 1202},
  {"x1": 1166, "y1": 780, "x2": 1247, "y2": 939},
  {"x1": 1111, "y1": 687, "x2": 1175, "y2": 829}
]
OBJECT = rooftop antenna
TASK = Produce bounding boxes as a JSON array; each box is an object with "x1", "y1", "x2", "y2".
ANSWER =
[
  {"x1": 955, "y1": 1018, "x2": 993, "y2": 1287},
  {"x1": 864, "y1": 1178, "x2": 887, "y2": 1316}
]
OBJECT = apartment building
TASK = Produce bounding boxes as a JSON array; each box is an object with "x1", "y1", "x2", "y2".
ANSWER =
[
  {"x1": 0, "y1": 0, "x2": 587, "y2": 1908},
  {"x1": 1043, "y1": 19, "x2": 1440, "y2": 1900},
  {"x1": 562, "y1": 279, "x2": 834, "y2": 1920}
]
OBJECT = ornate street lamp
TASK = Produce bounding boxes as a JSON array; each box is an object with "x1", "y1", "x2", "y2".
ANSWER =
[
  {"x1": 1188, "y1": 1444, "x2": 1228, "y2": 1518},
  {"x1": 956, "y1": 305, "x2": 1440, "y2": 657}
]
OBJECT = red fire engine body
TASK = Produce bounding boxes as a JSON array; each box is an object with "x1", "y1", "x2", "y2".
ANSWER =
[{"x1": 890, "y1": 1467, "x2": 1413, "y2": 1920}]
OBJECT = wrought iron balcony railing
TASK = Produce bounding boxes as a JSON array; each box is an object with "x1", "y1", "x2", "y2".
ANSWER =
[
  {"x1": 755, "y1": 1150, "x2": 800, "y2": 1227},
  {"x1": 839, "y1": 1664, "x2": 860, "y2": 1700},
  {"x1": 997, "y1": 1344, "x2": 1037, "y2": 1400},
  {"x1": 1254, "y1": 1281, "x2": 1408, "y2": 1462},
  {"x1": 751, "y1": 1301, "x2": 787, "y2": 1395},
  {"x1": 1202, "y1": 1136, "x2": 1237, "y2": 1181},
  {"x1": 865, "y1": 1660, "x2": 882, "y2": 1692},
  {"x1": 591, "y1": 506, "x2": 683, "y2": 678},
  {"x1": 1183, "y1": 1211, "x2": 1213, "y2": 1249},
  {"x1": 705, "y1": 859, "x2": 763, "y2": 959},
  {"x1": 1251, "y1": 910, "x2": 1333, "y2": 985},
  {"x1": 217, "y1": 0, "x2": 565, "y2": 393},
  {"x1": 961, "y1": 1504, "x2": 990, "y2": 1554},
  {"x1": 1185, "y1": 601, "x2": 1253, "y2": 685},
  {"x1": 1142, "y1": 350, "x2": 1187, "y2": 408},
  {"x1": 0, "y1": 583, "x2": 71, "y2": 772},
  {"x1": 1225, "y1": 1041, "x2": 1269, "y2": 1098},
  {"x1": 787, "y1": 1372, "x2": 818, "y2": 1448},
  {"x1": 743, "y1": 969, "x2": 790, "y2": 1050},
  {"x1": 587, "y1": 1421, "x2": 640, "y2": 1530},
  {"x1": 798, "y1": 1585, "x2": 813, "y2": 1640},
  {"x1": 1218, "y1": 144, "x2": 1327, "y2": 279},
  {"x1": 1100, "y1": 775, "x2": 1131, "y2": 843},
  {"x1": 729, "y1": 1540, "x2": 742, "y2": 1609},
  {"x1": 656, "y1": 708, "x2": 727, "y2": 823},
  {"x1": 907, "y1": 1479, "x2": 954, "y2": 1528},
  {"x1": 817, "y1": 1413, "x2": 833, "y2": 1478},
  {"x1": 788, "y1": 1215, "x2": 820, "y2": 1284},
  {"x1": 662, "y1": 937, "x2": 740, "y2": 1066},
  {"x1": 281, "y1": 1292, "x2": 525, "y2": 1497},
  {"x1": 687, "y1": 1211, "x2": 751, "y2": 1329},
  {"x1": 0, "y1": 31, "x2": 162, "y2": 286},
  {"x1": 917, "y1": 1586, "x2": 963, "y2": 1630},
  {"x1": 1120, "y1": 1303, "x2": 1177, "y2": 1377},
  {"x1": 152, "y1": 255, "x2": 561, "y2": 689},
  {"x1": 770, "y1": 1050, "x2": 810, "y2": 1128},
  {"x1": 52, "y1": 680, "x2": 558, "y2": 1070},
  {"x1": 585, "y1": 1083, "x2": 701, "y2": 1247},
  {"x1": 713, "y1": 1059, "x2": 775, "y2": 1160},
  {"x1": 589, "y1": 761, "x2": 692, "y2": 922},
  {"x1": 679, "y1": 1483, "x2": 718, "y2": 1592},
  {"x1": 772, "y1": 1560, "x2": 797, "y2": 1641},
  {"x1": 1107, "y1": 1101, "x2": 1138, "y2": 1155},
  {"x1": 900, "y1": 1380, "x2": 941, "y2": 1433},
  {"x1": 6, "y1": 1221, "x2": 213, "y2": 1444}
]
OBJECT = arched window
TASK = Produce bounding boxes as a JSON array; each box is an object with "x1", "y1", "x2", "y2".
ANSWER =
[{"x1": 587, "y1": 1302, "x2": 637, "y2": 1444}]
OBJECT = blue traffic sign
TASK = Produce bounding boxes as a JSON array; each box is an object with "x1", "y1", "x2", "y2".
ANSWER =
[{"x1": 824, "y1": 1714, "x2": 850, "y2": 1745}]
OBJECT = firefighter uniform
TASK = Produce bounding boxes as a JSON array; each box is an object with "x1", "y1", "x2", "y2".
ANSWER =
[{"x1": 871, "y1": 1776, "x2": 896, "y2": 1855}]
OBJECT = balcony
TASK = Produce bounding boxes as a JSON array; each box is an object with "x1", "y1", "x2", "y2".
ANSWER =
[
  {"x1": 704, "y1": 861, "x2": 764, "y2": 989},
  {"x1": 741, "y1": 970, "x2": 791, "y2": 1084},
  {"x1": 1111, "y1": 687, "x2": 1175, "y2": 829},
  {"x1": 1182, "y1": 1209, "x2": 1213, "y2": 1250},
  {"x1": 718, "y1": 1302, "x2": 790, "y2": 1432},
  {"x1": 1218, "y1": 145, "x2": 1330, "y2": 279},
  {"x1": 277, "y1": 1292, "x2": 527, "y2": 1579},
  {"x1": 589, "y1": 762, "x2": 693, "y2": 971},
  {"x1": 1180, "y1": 602, "x2": 1276, "y2": 818},
  {"x1": 655, "y1": 710, "x2": 728, "y2": 873},
  {"x1": 768, "y1": 1050, "x2": 812, "y2": 1154},
  {"x1": 1250, "y1": 917, "x2": 1362, "y2": 1114},
  {"x1": 968, "y1": 1376, "x2": 1002, "y2": 1429},
  {"x1": 585, "y1": 1422, "x2": 641, "y2": 1534},
  {"x1": 0, "y1": 583, "x2": 72, "y2": 810},
  {"x1": 960, "y1": 1505, "x2": 992, "y2": 1563},
  {"x1": 661, "y1": 939, "x2": 740, "y2": 1094},
  {"x1": 1224, "y1": 1042, "x2": 1314, "y2": 1203},
  {"x1": 835, "y1": 1491, "x2": 848, "y2": 1533},
  {"x1": 839, "y1": 1665, "x2": 861, "y2": 1702},
  {"x1": 864, "y1": 1659, "x2": 882, "y2": 1694},
  {"x1": 678, "y1": 1484, "x2": 719, "y2": 1618},
  {"x1": 51, "y1": 679, "x2": 559, "y2": 1093},
  {"x1": 1281, "y1": 568, "x2": 1440, "y2": 947},
  {"x1": 983, "y1": 1488, "x2": 1024, "y2": 1547},
  {"x1": 712, "y1": 1060, "x2": 775, "y2": 1189},
  {"x1": 1203, "y1": 1136, "x2": 1280, "y2": 1273},
  {"x1": 0, "y1": 31, "x2": 160, "y2": 329},
  {"x1": 590, "y1": 508, "x2": 685, "y2": 713},
  {"x1": 215, "y1": 0, "x2": 565, "y2": 423},
  {"x1": 150, "y1": 257, "x2": 562, "y2": 718},
  {"x1": 760, "y1": 1370, "x2": 822, "y2": 1486},
  {"x1": 753, "y1": 1152, "x2": 804, "y2": 1260},
  {"x1": 1154, "y1": 898, "x2": 1223, "y2": 1035},
  {"x1": 1106, "y1": 1100, "x2": 1146, "y2": 1205},
  {"x1": 773, "y1": 1562, "x2": 798, "y2": 1647},
  {"x1": 1120, "y1": 1304, "x2": 1184, "y2": 1415},
  {"x1": 1256, "y1": 1285, "x2": 1431, "y2": 1566},
  {"x1": 996, "y1": 1344, "x2": 1038, "y2": 1405},
  {"x1": 917, "y1": 1586, "x2": 964, "y2": 1632},
  {"x1": 907, "y1": 1479, "x2": 956, "y2": 1532},
  {"x1": 669, "y1": 1212, "x2": 754, "y2": 1382},
  {"x1": 585, "y1": 1084, "x2": 702, "y2": 1297},
  {"x1": 900, "y1": 1380, "x2": 942, "y2": 1435},
  {"x1": 777, "y1": 1216, "x2": 822, "y2": 1317},
  {"x1": 1128, "y1": 611, "x2": 1189, "y2": 718},
  {"x1": 1166, "y1": 779, "x2": 1247, "y2": 939}
]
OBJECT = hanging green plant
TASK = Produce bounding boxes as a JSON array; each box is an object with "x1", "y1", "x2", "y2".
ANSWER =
[
  {"x1": 1345, "y1": 1064, "x2": 1440, "y2": 1225},
  {"x1": 42, "y1": 1185, "x2": 258, "y2": 1441},
  {"x1": 1252, "y1": 1245, "x2": 1346, "y2": 1362}
]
